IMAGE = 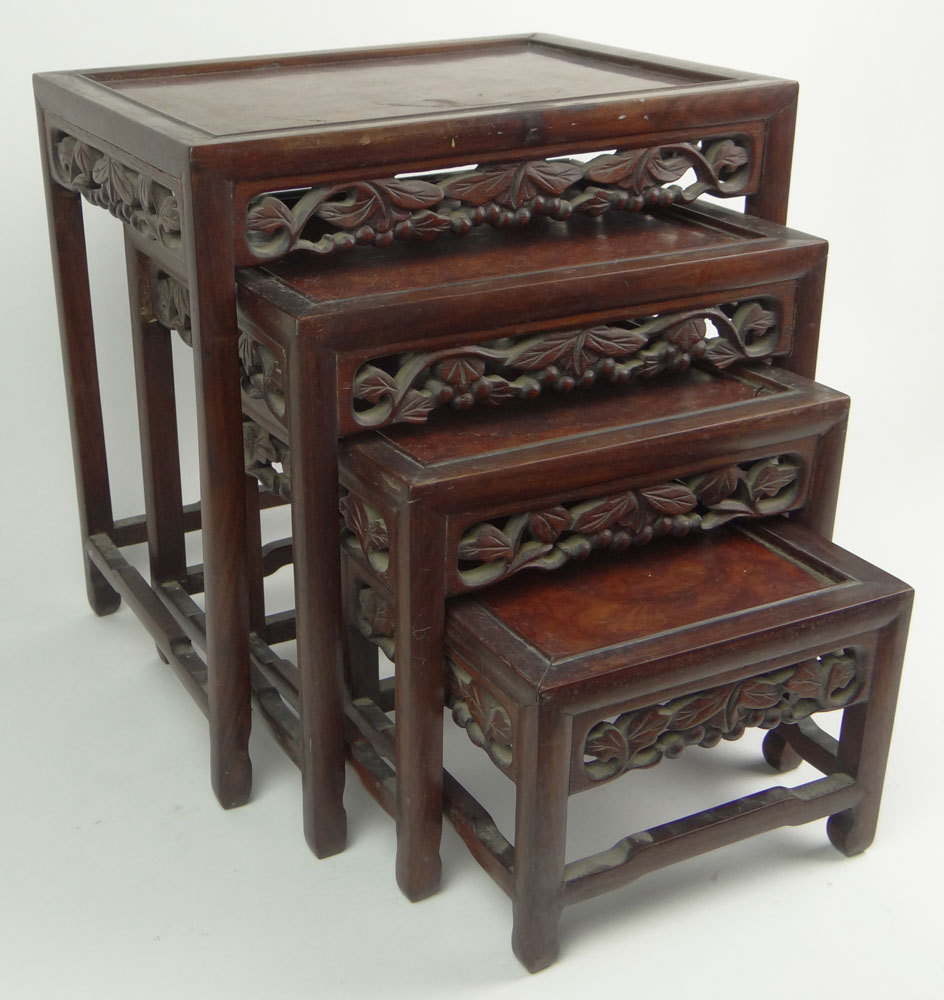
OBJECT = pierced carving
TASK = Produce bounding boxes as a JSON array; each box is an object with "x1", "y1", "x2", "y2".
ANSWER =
[
  {"x1": 239, "y1": 331, "x2": 286, "y2": 422},
  {"x1": 243, "y1": 420, "x2": 291, "y2": 501},
  {"x1": 352, "y1": 585, "x2": 396, "y2": 661},
  {"x1": 153, "y1": 273, "x2": 191, "y2": 345},
  {"x1": 457, "y1": 454, "x2": 802, "y2": 588},
  {"x1": 51, "y1": 132, "x2": 182, "y2": 251},
  {"x1": 340, "y1": 492, "x2": 390, "y2": 576},
  {"x1": 447, "y1": 662, "x2": 514, "y2": 770},
  {"x1": 245, "y1": 137, "x2": 751, "y2": 261},
  {"x1": 583, "y1": 650, "x2": 863, "y2": 783},
  {"x1": 351, "y1": 300, "x2": 780, "y2": 429}
]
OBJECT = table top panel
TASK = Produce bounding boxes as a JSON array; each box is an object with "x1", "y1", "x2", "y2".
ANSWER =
[
  {"x1": 377, "y1": 369, "x2": 771, "y2": 467},
  {"x1": 88, "y1": 39, "x2": 725, "y2": 137},
  {"x1": 469, "y1": 528, "x2": 829, "y2": 660},
  {"x1": 246, "y1": 207, "x2": 748, "y2": 311}
]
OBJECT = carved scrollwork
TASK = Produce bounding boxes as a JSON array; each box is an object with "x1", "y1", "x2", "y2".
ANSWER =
[
  {"x1": 244, "y1": 137, "x2": 751, "y2": 261},
  {"x1": 457, "y1": 454, "x2": 802, "y2": 589},
  {"x1": 340, "y1": 492, "x2": 390, "y2": 576},
  {"x1": 447, "y1": 662, "x2": 514, "y2": 770},
  {"x1": 351, "y1": 299, "x2": 780, "y2": 428},
  {"x1": 51, "y1": 132, "x2": 182, "y2": 252},
  {"x1": 153, "y1": 273, "x2": 192, "y2": 345},
  {"x1": 239, "y1": 331, "x2": 286, "y2": 421},
  {"x1": 243, "y1": 419, "x2": 291, "y2": 501},
  {"x1": 583, "y1": 650, "x2": 863, "y2": 783}
]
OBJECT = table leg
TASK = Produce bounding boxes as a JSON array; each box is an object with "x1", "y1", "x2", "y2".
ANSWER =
[
  {"x1": 38, "y1": 119, "x2": 120, "y2": 617},
  {"x1": 288, "y1": 342, "x2": 347, "y2": 857},
  {"x1": 185, "y1": 174, "x2": 252, "y2": 809},
  {"x1": 124, "y1": 238, "x2": 187, "y2": 587},
  {"x1": 392, "y1": 505, "x2": 446, "y2": 900}
]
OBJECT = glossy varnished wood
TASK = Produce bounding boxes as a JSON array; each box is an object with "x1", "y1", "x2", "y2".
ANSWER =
[
  {"x1": 35, "y1": 35, "x2": 803, "y2": 851},
  {"x1": 439, "y1": 520, "x2": 912, "y2": 970}
]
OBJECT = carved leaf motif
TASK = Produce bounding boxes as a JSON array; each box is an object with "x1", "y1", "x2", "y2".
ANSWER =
[
  {"x1": 435, "y1": 356, "x2": 486, "y2": 388},
  {"x1": 483, "y1": 707, "x2": 513, "y2": 748},
  {"x1": 737, "y1": 676, "x2": 786, "y2": 710},
  {"x1": 158, "y1": 197, "x2": 181, "y2": 235},
  {"x1": 441, "y1": 166, "x2": 519, "y2": 205},
  {"x1": 411, "y1": 210, "x2": 453, "y2": 237},
  {"x1": 507, "y1": 328, "x2": 579, "y2": 372},
  {"x1": 735, "y1": 302, "x2": 778, "y2": 343},
  {"x1": 825, "y1": 656, "x2": 859, "y2": 702},
  {"x1": 748, "y1": 461, "x2": 798, "y2": 499},
  {"x1": 666, "y1": 317, "x2": 707, "y2": 352},
  {"x1": 709, "y1": 496, "x2": 756, "y2": 515},
  {"x1": 359, "y1": 588, "x2": 394, "y2": 638},
  {"x1": 56, "y1": 135, "x2": 77, "y2": 175},
  {"x1": 586, "y1": 724, "x2": 629, "y2": 767},
  {"x1": 704, "y1": 338, "x2": 744, "y2": 368},
  {"x1": 136, "y1": 173, "x2": 155, "y2": 215},
  {"x1": 669, "y1": 686, "x2": 733, "y2": 731},
  {"x1": 71, "y1": 141, "x2": 98, "y2": 186},
  {"x1": 574, "y1": 187, "x2": 614, "y2": 217},
  {"x1": 529, "y1": 507, "x2": 571, "y2": 544},
  {"x1": 92, "y1": 155, "x2": 135, "y2": 207},
  {"x1": 354, "y1": 365, "x2": 398, "y2": 403},
  {"x1": 503, "y1": 160, "x2": 583, "y2": 207},
  {"x1": 706, "y1": 139, "x2": 749, "y2": 176},
  {"x1": 458, "y1": 523, "x2": 514, "y2": 563},
  {"x1": 697, "y1": 466, "x2": 741, "y2": 507},
  {"x1": 246, "y1": 197, "x2": 296, "y2": 234},
  {"x1": 481, "y1": 377, "x2": 519, "y2": 403},
  {"x1": 785, "y1": 662, "x2": 826, "y2": 700},
  {"x1": 317, "y1": 188, "x2": 381, "y2": 229},
  {"x1": 393, "y1": 389, "x2": 437, "y2": 424},
  {"x1": 585, "y1": 147, "x2": 689, "y2": 192},
  {"x1": 582, "y1": 326, "x2": 650, "y2": 357},
  {"x1": 243, "y1": 422, "x2": 279, "y2": 465},
  {"x1": 639, "y1": 483, "x2": 697, "y2": 515},
  {"x1": 571, "y1": 493, "x2": 635, "y2": 534},
  {"x1": 372, "y1": 177, "x2": 444, "y2": 210},
  {"x1": 621, "y1": 707, "x2": 671, "y2": 753}
]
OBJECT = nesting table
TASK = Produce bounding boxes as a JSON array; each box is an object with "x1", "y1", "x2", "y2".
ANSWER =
[{"x1": 35, "y1": 36, "x2": 803, "y2": 858}]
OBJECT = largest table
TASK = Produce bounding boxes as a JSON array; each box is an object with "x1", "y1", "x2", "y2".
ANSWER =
[{"x1": 34, "y1": 34, "x2": 801, "y2": 857}]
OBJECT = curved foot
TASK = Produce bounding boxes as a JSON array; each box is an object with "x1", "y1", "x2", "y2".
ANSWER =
[
  {"x1": 827, "y1": 810, "x2": 874, "y2": 858},
  {"x1": 396, "y1": 853, "x2": 442, "y2": 902},
  {"x1": 512, "y1": 918, "x2": 560, "y2": 974},
  {"x1": 304, "y1": 808, "x2": 348, "y2": 859},
  {"x1": 87, "y1": 560, "x2": 121, "y2": 616},
  {"x1": 762, "y1": 728, "x2": 803, "y2": 773},
  {"x1": 213, "y1": 756, "x2": 253, "y2": 810}
]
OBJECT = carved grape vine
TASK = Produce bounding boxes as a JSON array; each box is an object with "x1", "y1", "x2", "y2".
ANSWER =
[
  {"x1": 583, "y1": 650, "x2": 862, "y2": 783},
  {"x1": 243, "y1": 420, "x2": 291, "y2": 501},
  {"x1": 447, "y1": 662, "x2": 514, "y2": 770},
  {"x1": 239, "y1": 332, "x2": 286, "y2": 422},
  {"x1": 339, "y1": 492, "x2": 390, "y2": 577},
  {"x1": 244, "y1": 137, "x2": 751, "y2": 261},
  {"x1": 153, "y1": 273, "x2": 191, "y2": 346},
  {"x1": 351, "y1": 299, "x2": 780, "y2": 428},
  {"x1": 456, "y1": 454, "x2": 802, "y2": 589},
  {"x1": 52, "y1": 132, "x2": 182, "y2": 251}
]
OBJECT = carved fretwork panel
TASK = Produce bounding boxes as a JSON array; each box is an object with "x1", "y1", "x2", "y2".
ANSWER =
[
  {"x1": 244, "y1": 137, "x2": 754, "y2": 262},
  {"x1": 239, "y1": 331, "x2": 286, "y2": 423},
  {"x1": 50, "y1": 131, "x2": 182, "y2": 253},
  {"x1": 243, "y1": 419, "x2": 292, "y2": 501},
  {"x1": 580, "y1": 649, "x2": 864, "y2": 787},
  {"x1": 340, "y1": 491, "x2": 391, "y2": 578},
  {"x1": 153, "y1": 273, "x2": 191, "y2": 346},
  {"x1": 455, "y1": 453, "x2": 803, "y2": 590},
  {"x1": 447, "y1": 661, "x2": 514, "y2": 771},
  {"x1": 349, "y1": 299, "x2": 783, "y2": 429}
]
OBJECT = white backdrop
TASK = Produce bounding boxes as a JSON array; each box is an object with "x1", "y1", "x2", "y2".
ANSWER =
[{"x1": 2, "y1": 2, "x2": 942, "y2": 997}]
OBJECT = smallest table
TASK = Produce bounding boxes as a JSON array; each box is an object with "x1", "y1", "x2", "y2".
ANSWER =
[{"x1": 347, "y1": 519, "x2": 912, "y2": 971}]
